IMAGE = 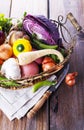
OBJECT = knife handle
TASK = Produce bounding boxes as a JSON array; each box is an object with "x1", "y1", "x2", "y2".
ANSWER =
[
  {"x1": 67, "y1": 12, "x2": 82, "y2": 31},
  {"x1": 27, "y1": 91, "x2": 51, "y2": 119}
]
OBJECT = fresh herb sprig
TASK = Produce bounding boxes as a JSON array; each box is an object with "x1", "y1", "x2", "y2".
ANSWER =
[
  {"x1": 0, "y1": 14, "x2": 12, "y2": 34},
  {"x1": 17, "y1": 12, "x2": 27, "y2": 30},
  {"x1": 0, "y1": 75, "x2": 20, "y2": 88}
]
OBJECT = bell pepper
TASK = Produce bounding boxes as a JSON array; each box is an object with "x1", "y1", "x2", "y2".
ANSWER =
[{"x1": 13, "y1": 38, "x2": 32, "y2": 57}]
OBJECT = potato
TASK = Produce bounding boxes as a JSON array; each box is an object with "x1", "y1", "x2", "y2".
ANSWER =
[{"x1": 21, "y1": 61, "x2": 39, "y2": 78}]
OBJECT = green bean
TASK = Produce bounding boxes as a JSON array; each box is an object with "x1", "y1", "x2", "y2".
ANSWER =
[{"x1": 32, "y1": 38, "x2": 58, "y2": 50}]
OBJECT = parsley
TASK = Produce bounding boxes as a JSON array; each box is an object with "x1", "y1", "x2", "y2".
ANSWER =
[{"x1": 0, "y1": 14, "x2": 12, "y2": 34}]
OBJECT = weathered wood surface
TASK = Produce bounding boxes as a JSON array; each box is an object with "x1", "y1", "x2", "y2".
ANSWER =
[{"x1": 0, "y1": 0, "x2": 84, "y2": 130}]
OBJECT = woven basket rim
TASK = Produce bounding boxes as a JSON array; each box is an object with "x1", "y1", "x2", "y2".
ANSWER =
[{"x1": 0, "y1": 18, "x2": 76, "y2": 89}]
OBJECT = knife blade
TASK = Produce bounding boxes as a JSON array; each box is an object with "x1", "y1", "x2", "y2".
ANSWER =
[
  {"x1": 67, "y1": 12, "x2": 84, "y2": 40},
  {"x1": 27, "y1": 64, "x2": 69, "y2": 119}
]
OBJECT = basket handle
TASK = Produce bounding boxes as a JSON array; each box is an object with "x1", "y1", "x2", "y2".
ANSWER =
[
  {"x1": 27, "y1": 91, "x2": 51, "y2": 119},
  {"x1": 67, "y1": 12, "x2": 82, "y2": 31}
]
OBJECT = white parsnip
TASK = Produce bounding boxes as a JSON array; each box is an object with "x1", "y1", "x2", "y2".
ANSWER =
[{"x1": 17, "y1": 49, "x2": 64, "y2": 65}]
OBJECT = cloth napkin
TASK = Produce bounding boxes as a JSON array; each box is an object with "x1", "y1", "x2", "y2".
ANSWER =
[{"x1": 0, "y1": 75, "x2": 56, "y2": 121}]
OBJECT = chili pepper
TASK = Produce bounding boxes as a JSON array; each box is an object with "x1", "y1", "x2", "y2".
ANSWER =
[
  {"x1": 32, "y1": 80, "x2": 56, "y2": 93},
  {"x1": 13, "y1": 38, "x2": 32, "y2": 57}
]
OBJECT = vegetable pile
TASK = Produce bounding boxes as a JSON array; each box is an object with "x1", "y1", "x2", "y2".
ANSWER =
[{"x1": 0, "y1": 13, "x2": 68, "y2": 89}]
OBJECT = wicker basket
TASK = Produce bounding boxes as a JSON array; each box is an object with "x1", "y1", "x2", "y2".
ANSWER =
[{"x1": 0, "y1": 15, "x2": 76, "y2": 89}]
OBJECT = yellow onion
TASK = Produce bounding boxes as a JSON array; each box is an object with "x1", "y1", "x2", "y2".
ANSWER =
[
  {"x1": 65, "y1": 72, "x2": 78, "y2": 87},
  {"x1": 42, "y1": 57, "x2": 56, "y2": 71},
  {"x1": 0, "y1": 44, "x2": 13, "y2": 60},
  {"x1": 9, "y1": 31, "x2": 30, "y2": 46}
]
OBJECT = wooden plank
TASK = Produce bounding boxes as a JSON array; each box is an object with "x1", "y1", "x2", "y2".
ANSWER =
[
  {"x1": 50, "y1": 39, "x2": 84, "y2": 130},
  {"x1": 49, "y1": 0, "x2": 83, "y2": 30},
  {"x1": 36, "y1": 103, "x2": 49, "y2": 130},
  {"x1": 49, "y1": 0, "x2": 82, "y2": 22},
  {"x1": 10, "y1": 1, "x2": 49, "y2": 128},
  {"x1": 0, "y1": 1, "x2": 49, "y2": 130},
  {"x1": 0, "y1": 0, "x2": 11, "y2": 17},
  {"x1": 49, "y1": 0, "x2": 84, "y2": 130},
  {"x1": 0, "y1": 0, "x2": 83, "y2": 130},
  {"x1": 10, "y1": 0, "x2": 48, "y2": 19},
  {"x1": 49, "y1": 0, "x2": 66, "y2": 19}
]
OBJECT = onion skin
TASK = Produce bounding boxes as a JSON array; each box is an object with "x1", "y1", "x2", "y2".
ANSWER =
[
  {"x1": 42, "y1": 57, "x2": 56, "y2": 71},
  {"x1": 65, "y1": 72, "x2": 78, "y2": 87},
  {"x1": 0, "y1": 44, "x2": 13, "y2": 60},
  {"x1": 9, "y1": 31, "x2": 30, "y2": 46}
]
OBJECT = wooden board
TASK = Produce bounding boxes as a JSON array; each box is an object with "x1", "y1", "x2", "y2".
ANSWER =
[
  {"x1": 10, "y1": 0, "x2": 48, "y2": 18},
  {"x1": 0, "y1": 0, "x2": 84, "y2": 130},
  {"x1": 0, "y1": 0, "x2": 11, "y2": 17}
]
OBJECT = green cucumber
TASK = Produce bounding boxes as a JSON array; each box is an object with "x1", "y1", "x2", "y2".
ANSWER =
[
  {"x1": 32, "y1": 38, "x2": 58, "y2": 50},
  {"x1": 32, "y1": 80, "x2": 56, "y2": 93}
]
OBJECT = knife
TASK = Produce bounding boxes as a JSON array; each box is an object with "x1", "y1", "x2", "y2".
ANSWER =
[
  {"x1": 67, "y1": 12, "x2": 84, "y2": 39},
  {"x1": 27, "y1": 64, "x2": 69, "y2": 119}
]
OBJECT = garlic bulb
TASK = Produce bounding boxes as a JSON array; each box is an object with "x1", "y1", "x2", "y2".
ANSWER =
[{"x1": 1, "y1": 58, "x2": 21, "y2": 80}]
